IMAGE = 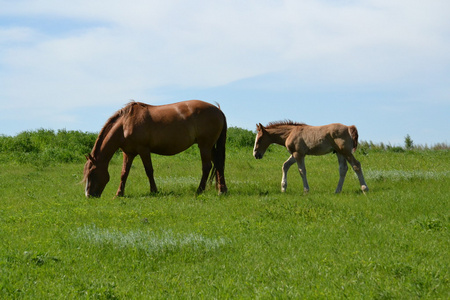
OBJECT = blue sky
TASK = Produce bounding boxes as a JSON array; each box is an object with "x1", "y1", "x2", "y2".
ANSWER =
[{"x1": 1, "y1": 0, "x2": 449, "y2": 145}]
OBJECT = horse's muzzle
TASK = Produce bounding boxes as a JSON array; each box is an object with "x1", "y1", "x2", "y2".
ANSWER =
[
  {"x1": 86, "y1": 193, "x2": 101, "y2": 198},
  {"x1": 254, "y1": 152, "x2": 263, "y2": 159}
]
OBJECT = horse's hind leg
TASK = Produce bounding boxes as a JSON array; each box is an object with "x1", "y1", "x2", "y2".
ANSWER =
[
  {"x1": 281, "y1": 155, "x2": 296, "y2": 192},
  {"x1": 198, "y1": 146, "x2": 213, "y2": 194},
  {"x1": 212, "y1": 143, "x2": 227, "y2": 195},
  {"x1": 345, "y1": 154, "x2": 369, "y2": 192},
  {"x1": 116, "y1": 152, "x2": 136, "y2": 197},
  {"x1": 335, "y1": 153, "x2": 348, "y2": 193}
]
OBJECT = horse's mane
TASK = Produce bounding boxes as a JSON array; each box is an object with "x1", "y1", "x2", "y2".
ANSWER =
[
  {"x1": 265, "y1": 120, "x2": 307, "y2": 129},
  {"x1": 84, "y1": 101, "x2": 148, "y2": 183},
  {"x1": 91, "y1": 101, "x2": 146, "y2": 157}
]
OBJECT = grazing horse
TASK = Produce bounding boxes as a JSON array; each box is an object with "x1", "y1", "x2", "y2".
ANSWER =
[
  {"x1": 253, "y1": 121, "x2": 368, "y2": 193},
  {"x1": 83, "y1": 100, "x2": 228, "y2": 197}
]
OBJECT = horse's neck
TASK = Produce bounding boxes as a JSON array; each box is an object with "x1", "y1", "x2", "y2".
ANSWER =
[
  {"x1": 92, "y1": 125, "x2": 122, "y2": 166},
  {"x1": 268, "y1": 126, "x2": 293, "y2": 145}
]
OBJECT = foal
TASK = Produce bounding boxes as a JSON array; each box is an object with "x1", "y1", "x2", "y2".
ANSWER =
[{"x1": 253, "y1": 121, "x2": 368, "y2": 193}]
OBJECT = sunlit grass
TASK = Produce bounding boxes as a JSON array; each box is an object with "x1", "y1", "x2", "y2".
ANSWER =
[{"x1": 0, "y1": 147, "x2": 449, "y2": 298}]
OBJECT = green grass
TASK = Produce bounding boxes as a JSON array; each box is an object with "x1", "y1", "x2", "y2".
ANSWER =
[{"x1": 0, "y1": 131, "x2": 449, "y2": 298}]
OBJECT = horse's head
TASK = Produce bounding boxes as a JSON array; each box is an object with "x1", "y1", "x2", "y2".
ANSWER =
[
  {"x1": 83, "y1": 154, "x2": 110, "y2": 198},
  {"x1": 253, "y1": 123, "x2": 271, "y2": 159}
]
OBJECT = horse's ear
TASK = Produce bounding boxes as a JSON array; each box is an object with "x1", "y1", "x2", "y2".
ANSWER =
[{"x1": 256, "y1": 123, "x2": 264, "y2": 131}]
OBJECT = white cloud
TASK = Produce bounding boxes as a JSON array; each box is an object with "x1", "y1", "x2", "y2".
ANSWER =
[{"x1": 0, "y1": 0, "x2": 449, "y2": 135}]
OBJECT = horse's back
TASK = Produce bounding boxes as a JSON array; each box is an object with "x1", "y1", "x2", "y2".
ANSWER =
[
  {"x1": 150, "y1": 100, "x2": 225, "y2": 136},
  {"x1": 121, "y1": 100, "x2": 225, "y2": 155}
]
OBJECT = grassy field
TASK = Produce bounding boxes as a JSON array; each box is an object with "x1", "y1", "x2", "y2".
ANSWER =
[{"x1": 0, "y1": 130, "x2": 449, "y2": 299}]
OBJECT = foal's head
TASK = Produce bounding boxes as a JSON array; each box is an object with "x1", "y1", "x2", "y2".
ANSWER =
[
  {"x1": 83, "y1": 154, "x2": 110, "y2": 198},
  {"x1": 253, "y1": 123, "x2": 272, "y2": 159}
]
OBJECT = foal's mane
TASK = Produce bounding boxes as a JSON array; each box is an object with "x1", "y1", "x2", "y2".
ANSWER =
[{"x1": 265, "y1": 120, "x2": 306, "y2": 129}]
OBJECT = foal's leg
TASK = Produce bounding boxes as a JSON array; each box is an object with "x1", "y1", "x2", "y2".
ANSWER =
[
  {"x1": 335, "y1": 153, "x2": 348, "y2": 193},
  {"x1": 293, "y1": 152, "x2": 309, "y2": 193},
  {"x1": 198, "y1": 146, "x2": 213, "y2": 194},
  {"x1": 345, "y1": 154, "x2": 369, "y2": 192},
  {"x1": 281, "y1": 155, "x2": 296, "y2": 192},
  {"x1": 140, "y1": 152, "x2": 158, "y2": 193},
  {"x1": 116, "y1": 152, "x2": 136, "y2": 197}
]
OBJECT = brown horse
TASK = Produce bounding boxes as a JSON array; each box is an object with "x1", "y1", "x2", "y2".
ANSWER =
[
  {"x1": 83, "y1": 100, "x2": 228, "y2": 197},
  {"x1": 253, "y1": 121, "x2": 368, "y2": 193}
]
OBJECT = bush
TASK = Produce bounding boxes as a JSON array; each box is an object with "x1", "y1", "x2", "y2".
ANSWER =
[
  {"x1": 227, "y1": 127, "x2": 255, "y2": 148},
  {"x1": 1, "y1": 127, "x2": 448, "y2": 165},
  {"x1": 404, "y1": 134, "x2": 414, "y2": 150},
  {"x1": 0, "y1": 129, "x2": 97, "y2": 165}
]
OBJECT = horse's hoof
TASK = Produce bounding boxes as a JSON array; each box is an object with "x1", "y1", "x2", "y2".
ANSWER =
[{"x1": 218, "y1": 185, "x2": 228, "y2": 195}]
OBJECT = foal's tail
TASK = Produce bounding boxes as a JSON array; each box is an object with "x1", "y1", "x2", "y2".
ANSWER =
[
  {"x1": 209, "y1": 115, "x2": 228, "y2": 193},
  {"x1": 348, "y1": 125, "x2": 359, "y2": 153}
]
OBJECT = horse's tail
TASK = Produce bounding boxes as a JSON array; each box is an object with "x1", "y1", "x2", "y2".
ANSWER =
[
  {"x1": 348, "y1": 125, "x2": 359, "y2": 153},
  {"x1": 209, "y1": 113, "x2": 228, "y2": 193}
]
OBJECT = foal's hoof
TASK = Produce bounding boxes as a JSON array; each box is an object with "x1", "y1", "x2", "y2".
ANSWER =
[{"x1": 361, "y1": 185, "x2": 369, "y2": 193}]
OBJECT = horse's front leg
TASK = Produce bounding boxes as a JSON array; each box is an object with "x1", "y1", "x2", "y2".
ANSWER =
[
  {"x1": 116, "y1": 152, "x2": 136, "y2": 197},
  {"x1": 293, "y1": 152, "x2": 309, "y2": 193},
  {"x1": 140, "y1": 152, "x2": 158, "y2": 193},
  {"x1": 198, "y1": 147, "x2": 213, "y2": 194},
  {"x1": 281, "y1": 155, "x2": 296, "y2": 192}
]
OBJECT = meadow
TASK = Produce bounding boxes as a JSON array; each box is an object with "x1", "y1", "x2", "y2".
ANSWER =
[{"x1": 0, "y1": 129, "x2": 449, "y2": 299}]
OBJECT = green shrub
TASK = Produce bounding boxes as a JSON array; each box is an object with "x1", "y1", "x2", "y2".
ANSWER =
[
  {"x1": 404, "y1": 134, "x2": 414, "y2": 150},
  {"x1": 227, "y1": 127, "x2": 255, "y2": 148},
  {"x1": 1, "y1": 127, "x2": 448, "y2": 165},
  {"x1": 0, "y1": 129, "x2": 97, "y2": 165}
]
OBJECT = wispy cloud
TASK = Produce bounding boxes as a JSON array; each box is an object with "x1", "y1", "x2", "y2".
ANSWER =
[{"x1": 0, "y1": 0, "x2": 449, "y2": 142}]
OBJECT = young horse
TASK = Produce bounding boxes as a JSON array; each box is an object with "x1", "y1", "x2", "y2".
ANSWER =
[
  {"x1": 253, "y1": 121, "x2": 368, "y2": 193},
  {"x1": 83, "y1": 100, "x2": 228, "y2": 197}
]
